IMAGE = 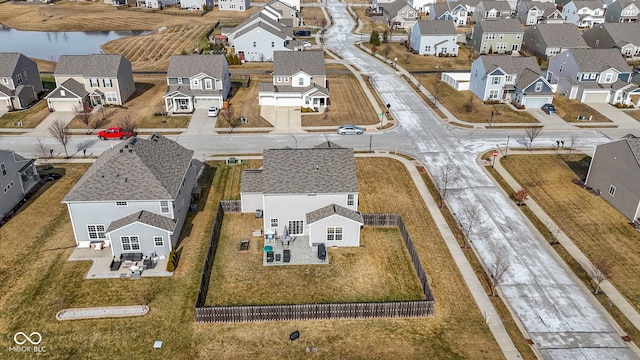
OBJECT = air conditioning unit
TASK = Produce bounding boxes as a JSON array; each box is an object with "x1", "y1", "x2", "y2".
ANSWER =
[{"x1": 256, "y1": 209, "x2": 263, "y2": 218}]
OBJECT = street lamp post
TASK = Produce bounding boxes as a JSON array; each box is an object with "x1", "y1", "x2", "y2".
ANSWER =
[{"x1": 505, "y1": 133, "x2": 511, "y2": 158}]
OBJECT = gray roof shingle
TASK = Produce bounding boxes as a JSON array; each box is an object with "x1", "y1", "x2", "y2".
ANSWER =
[
  {"x1": 244, "y1": 144, "x2": 358, "y2": 194},
  {"x1": 530, "y1": 23, "x2": 588, "y2": 47},
  {"x1": 0, "y1": 52, "x2": 22, "y2": 77},
  {"x1": 480, "y1": 55, "x2": 541, "y2": 75},
  {"x1": 54, "y1": 54, "x2": 127, "y2": 78},
  {"x1": 241, "y1": 169, "x2": 264, "y2": 193},
  {"x1": 273, "y1": 50, "x2": 326, "y2": 76},
  {"x1": 516, "y1": 67, "x2": 551, "y2": 92},
  {"x1": 58, "y1": 78, "x2": 89, "y2": 98},
  {"x1": 478, "y1": 18, "x2": 523, "y2": 33},
  {"x1": 63, "y1": 134, "x2": 194, "y2": 202},
  {"x1": 416, "y1": 19, "x2": 457, "y2": 35},
  {"x1": 567, "y1": 48, "x2": 631, "y2": 72},
  {"x1": 624, "y1": 134, "x2": 640, "y2": 163},
  {"x1": 479, "y1": 0, "x2": 512, "y2": 11},
  {"x1": 571, "y1": 0, "x2": 602, "y2": 9},
  {"x1": 166, "y1": 54, "x2": 227, "y2": 79},
  {"x1": 106, "y1": 210, "x2": 176, "y2": 233},
  {"x1": 599, "y1": 23, "x2": 640, "y2": 47},
  {"x1": 306, "y1": 203, "x2": 364, "y2": 224}
]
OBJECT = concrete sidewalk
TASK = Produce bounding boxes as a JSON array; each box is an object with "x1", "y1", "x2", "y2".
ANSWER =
[{"x1": 491, "y1": 150, "x2": 640, "y2": 344}]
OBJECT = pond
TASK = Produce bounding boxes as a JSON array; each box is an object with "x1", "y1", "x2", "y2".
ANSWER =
[{"x1": 0, "y1": 26, "x2": 149, "y2": 61}]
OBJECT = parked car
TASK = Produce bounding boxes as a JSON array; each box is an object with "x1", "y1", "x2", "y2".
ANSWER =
[
  {"x1": 97, "y1": 127, "x2": 134, "y2": 140},
  {"x1": 303, "y1": 41, "x2": 312, "y2": 47},
  {"x1": 337, "y1": 125, "x2": 364, "y2": 135},
  {"x1": 541, "y1": 104, "x2": 557, "y2": 115},
  {"x1": 207, "y1": 106, "x2": 220, "y2": 117}
]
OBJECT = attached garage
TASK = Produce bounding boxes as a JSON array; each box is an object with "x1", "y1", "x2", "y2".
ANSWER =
[
  {"x1": 259, "y1": 94, "x2": 275, "y2": 106},
  {"x1": 47, "y1": 99, "x2": 83, "y2": 112},
  {"x1": 275, "y1": 95, "x2": 301, "y2": 106},
  {"x1": 523, "y1": 96, "x2": 552, "y2": 108},
  {"x1": 581, "y1": 91, "x2": 610, "y2": 103},
  {"x1": 193, "y1": 96, "x2": 220, "y2": 109}
]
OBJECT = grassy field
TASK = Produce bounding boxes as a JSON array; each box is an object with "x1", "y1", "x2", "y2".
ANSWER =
[
  {"x1": 552, "y1": 95, "x2": 611, "y2": 123},
  {"x1": 216, "y1": 75, "x2": 273, "y2": 129},
  {"x1": 418, "y1": 74, "x2": 539, "y2": 124},
  {"x1": 206, "y1": 220, "x2": 424, "y2": 305},
  {"x1": 0, "y1": 100, "x2": 50, "y2": 128},
  {"x1": 500, "y1": 154, "x2": 640, "y2": 323},
  {"x1": 0, "y1": 157, "x2": 508, "y2": 359},
  {"x1": 360, "y1": 42, "x2": 473, "y2": 72},
  {"x1": 626, "y1": 110, "x2": 640, "y2": 122}
]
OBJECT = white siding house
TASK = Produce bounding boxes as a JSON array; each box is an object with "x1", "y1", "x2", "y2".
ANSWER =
[
  {"x1": 410, "y1": 20, "x2": 459, "y2": 56},
  {"x1": 0, "y1": 149, "x2": 39, "y2": 222}
]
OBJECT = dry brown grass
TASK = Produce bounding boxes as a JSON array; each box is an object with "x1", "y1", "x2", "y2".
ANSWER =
[
  {"x1": 300, "y1": 6, "x2": 326, "y2": 24},
  {"x1": 352, "y1": 7, "x2": 388, "y2": 34},
  {"x1": 206, "y1": 221, "x2": 423, "y2": 305},
  {"x1": 0, "y1": 100, "x2": 50, "y2": 128},
  {"x1": 216, "y1": 75, "x2": 273, "y2": 128},
  {"x1": 626, "y1": 110, "x2": 640, "y2": 121},
  {"x1": 418, "y1": 74, "x2": 539, "y2": 124},
  {"x1": 501, "y1": 154, "x2": 640, "y2": 315},
  {"x1": 302, "y1": 74, "x2": 379, "y2": 126},
  {"x1": 552, "y1": 95, "x2": 611, "y2": 123},
  {"x1": 0, "y1": 158, "x2": 507, "y2": 359},
  {"x1": 361, "y1": 42, "x2": 473, "y2": 72}
]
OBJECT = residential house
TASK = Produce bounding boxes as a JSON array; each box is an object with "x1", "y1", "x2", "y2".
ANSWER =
[
  {"x1": 62, "y1": 134, "x2": 199, "y2": 259},
  {"x1": 585, "y1": 135, "x2": 640, "y2": 221},
  {"x1": 277, "y1": 0, "x2": 300, "y2": 11},
  {"x1": 258, "y1": 50, "x2": 329, "y2": 108},
  {"x1": 136, "y1": 0, "x2": 178, "y2": 8},
  {"x1": 180, "y1": 0, "x2": 214, "y2": 10},
  {"x1": 468, "y1": 19, "x2": 524, "y2": 53},
  {"x1": 410, "y1": 20, "x2": 460, "y2": 55},
  {"x1": 583, "y1": 23, "x2": 640, "y2": 60},
  {"x1": 240, "y1": 142, "x2": 363, "y2": 248},
  {"x1": 470, "y1": 55, "x2": 554, "y2": 107},
  {"x1": 451, "y1": 0, "x2": 483, "y2": 14},
  {"x1": 604, "y1": 0, "x2": 640, "y2": 23},
  {"x1": 0, "y1": 149, "x2": 39, "y2": 222},
  {"x1": 410, "y1": 0, "x2": 437, "y2": 13},
  {"x1": 522, "y1": 23, "x2": 588, "y2": 59},
  {"x1": 472, "y1": 0, "x2": 513, "y2": 22},
  {"x1": 517, "y1": 1, "x2": 565, "y2": 25},
  {"x1": 46, "y1": 54, "x2": 135, "y2": 112},
  {"x1": 561, "y1": 0, "x2": 605, "y2": 27},
  {"x1": 0, "y1": 52, "x2": 43, "y2": 111},
  {"x1": 163, "y1": 54, "x2": 231, "y2": 114},
  {"x1": 371, "y1": 0, "x2": 396, "y2": 12},
  {"x1": 225, "y1": 12, "x2": 294, "y2": 61},
  {"x1": 382, "y1": 0, "x2": 419, "y2": 32},
  {"x1": 218, "y1": 0, "x2": 250, "y2": 11},
  {"x1": 428, "y1": 2, "x2": 469, "y2": 26},
  {"x1": 262, "y1": 0, "x2": 303, "y2": 27},
  {"x1": 547, "y1": 48, "x2": 634, "y2": 103}
]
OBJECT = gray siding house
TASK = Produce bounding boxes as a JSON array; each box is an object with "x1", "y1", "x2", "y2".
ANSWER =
[
  {"x1": 522, "y1": 23, "x2": 588, "y2": 60},
  {"x1": 582, "y1": 23, "x2": 640, "y2": 61},
  {"x1": 585, "y1": 135, "x2": 640, "y2": 221},
  {"x1": 604, "y1": 0, "x2": 640, "y2": 23},
  {"x1": 163, "y1": 54, "x2": 231, "y2": 113},
  {"x1": 46, "y1": 54, "x2": 135, "y2": 112},
  {"x1": 517, "y1": 1, "x2": 564, "y2": 25},
  {"x1": 382, "y1": 0, "x2": 419, "y2": 32},
  {"x1": 468, "y1": 19, "x2": 524, "y2": 54},
  {"x1": 0, "y1": 52, "x2": 43, "y2": 111},
  {"x1": 240, "y1": 142, "x2": 363, "y2": 248},
  {"x1": 62, "y1": 134, "x2": 198, "y2": 259},
  {"x1": 0, "y1": 149, "x2": 39, "y2": 221},
  {"x1": 472, "y1": 0, "x2": 513, "y2": 22},
  {"x1": 258, "y1": 50, "x2": 329, "y2": 107}
]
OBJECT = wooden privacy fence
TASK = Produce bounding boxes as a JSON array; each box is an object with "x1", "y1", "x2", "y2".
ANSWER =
[{"x1": 194, "y1": 211, "x2": 435, "y2": 323}]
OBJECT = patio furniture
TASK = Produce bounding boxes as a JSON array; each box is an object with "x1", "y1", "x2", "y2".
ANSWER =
[
  {"x1": 266, "y1": 251, "x2": 274, "y2": 263},
  {"x1": 240, "y1": 239, "x2": 250, "y2": 251},
  {"x1": 143, "y1": 257, "x2": 156, "y2": 269},
  {"x1": 110, "y1": 257, "x2": 122, "y2": 271},
  {"x1": 317, "y1": 243, "x2": 326, "y2": 260},
  {"x1": 283, "y1": 249, "x2": 291, "y2": 263},
  {"x1": 121, "y1": 252, "x2": 143, "y2": 262},
  {"x1": 275, "y1": 253, "x2": 281, "y2": 262}
]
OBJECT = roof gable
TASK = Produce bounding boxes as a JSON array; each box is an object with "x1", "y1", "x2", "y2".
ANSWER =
[
  {"x1": 566, "y1": 48, "x2": 631, "y2": 72},
  {"x1": 416, "y1": 19, "x2": 457, "y2": 36},
  {"x1": 167, "y1": 54, "x2": 227, "y2": 79},
  {"x1": 306, "y1": 204, "x2": 364, "y2": 225},
  {"x1": 0, "y1": 52, "x2": 23, "y2": 77},
  {"x1": 273, "y1": 50, "x2": 326, "y2": 76},
  {"x1": 529, "y1": 23, "x2": 587, "y2": 47},
  {"x1": 480, "y1": 55, "x2": 541, "y2": 75},
  {"x1": 106, "y1": 210, "x2": 176, "y2": 233},
  {"x1": 54, "y1": 54, "x2": 128, "y2": 78}
]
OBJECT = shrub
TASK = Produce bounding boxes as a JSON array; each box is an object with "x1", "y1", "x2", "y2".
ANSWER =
[
  {"x1": 166, "y1": 249, "x2": 178, "y2": 272},
  {"x1": 513, "y1": 188, "x2": 529, "y2": 205},
  {"x1": 371, "y1": 45, "x2": 378, "y2": 54},
  {"x1": 370, "y1": 30, "x2": 381, "y2": 46}
]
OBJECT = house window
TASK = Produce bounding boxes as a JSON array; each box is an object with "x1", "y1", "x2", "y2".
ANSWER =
[
  {"x1": 177, "y1": 78, "x2": 183, "y2": 85},
  {"x1": 271, "y1": 41, "x2": 275, "y2": 47},
  {"x1": 116, "y1": 201, "x2": 128, "y2": 207},
  {"x1": 505, "y1": 75, "x2": 513, "y2": 82},
  {"x1": 103, "y1": 79, "x2": 112, "y2": 87},
  {"x1": 535, "y1": 82, "x2": 543, "y2": 92},
  {"x1": 16, "y1": 74, "x2": 22, "y2": 85},
  {"x1": 205, "y1": 79, "x2": 213, "y2": 90},
  {"x1": 106, "y1": 92, "x2": 117, "y2": 102},
  {"x1": 2, "y1": 79, "x2": 7, "y2": 84},
  {"x1": 489, "y1": 89, "x2": 500, "y2": 99},
  {"x1": 499, "y1": 33, "x2": 504, "y2": 39},
  {"x1": 271, "y1": 218, "x2": 279, "y2": 227},
  {"x1": 347, "y1": 194, "x2": 355, "y2": 206},
  {"x1": 253, "y1": 41, "x2": 257, "y2": 47},
  {"x1": 90, "y1": 78, "x2": 99, "y2": 87},
  {"x1": 160, "y1": 201, "x2": 170, "y2": 213},
  {"x1": 304, "y1": 96, "x2": 310, "y2": 105},
  {"x1": 288, "y1": 220, "x2": 304, "y2": 235},
  {"x1": 121, "y1": 236, "x2": 140, "y2": 251},
  {"x1": 87, "y1": 224, "x2": 106, "y2": 239},
  {"x1": 299, "y1": 78, "x2": 304, "y2": 86},
  {"x1": 424, "y1": 45, "x2": 431, "y2": 53},
  {"x1": 284, "y1": 77, "x2": 289, "y2": 82},
  {"x1": 604, "y1": 73, "x2": 613, "y2": 82},
  {"x1": 485, "y1": 33, "x2": 495, "y2": 40},
  {"x1": 491, "y1": 76, "x2": 501, "y2": 85},
  {"x1": 559, "y1": 64, "x2": 564, "y2": 72},
  {"x1": 496, "y1": 43, "x2": 507, "y2": 51},
  {"x1": 511, "y1": 44, "x2": 519, "y2": 51},
  {"x1": 482, "y1": 43, "x2": 488, "y2": 51},
  {"x1": 277, "y1": 76, "x2": 282, "y2": 82},
  {"x1": 60, "y1": 90, "x2": 66, "y2": 96},
  {"x1": 590, "y1": 73, "x2": 597, "y2": 80},
  {"x1": 154, "y1": 236, "x2": 164, "y2": 247},
  {"x1": 327, "y1": 227, "x2": 343, "y2": 241},
  {"x1": 0, "y1": 162, "x2": 5, "y2": 176},
  {"x1": 608, "y1": 184, "x2": 616, "y2": 196}
]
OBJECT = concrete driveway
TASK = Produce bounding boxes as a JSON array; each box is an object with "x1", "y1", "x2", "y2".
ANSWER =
[
  {"x1": 260, "y1": 106, "x2": 302, "y2": 134},
  {"x1": 183, "y1": 108, "x2": 215, "y2": 135},
  {"x1": 27, "y1": 111, "x2": 74, "y2": 137},
  {"x1": 527, "y1": 108, "x2": 575, "y2": 130}
]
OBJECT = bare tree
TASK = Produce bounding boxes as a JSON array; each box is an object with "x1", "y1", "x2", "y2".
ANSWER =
[
  {"x1": 460, "y1": 201, "x2": 485, "y2": 248},
  {"x1": 568, "y1": 135, "x2": 578, "y2": 156},
  {"x1": 525, "y1": 127, "x2": 542, "y2": 150},
  {"x1": 589, "y1": 257, "x2": 614, "y2": 295},
  {"x1": 221, "y1": 104, "x2": 237, "y2": 133},
  {"x1": 117, "y1": 116, "x2": 137, "y2": 135},
  {"x1": 464, "y1": 95, "x2": 475, "y2": 112},
  {"x1": 48, "y1": 119, "x2": 71, "y2": 158},
  {"x1": 488, "y1": 248, "x2": 510, "y2": 297},
  {"x1": 434, "y1": 157, "x2": 457, "y2": 208},
  {"x1": 432, "y1": 79, "x2": 442, "y2": 109},
  {"x1": 383, "y1": 43, "x2": 391, "y2": 59},
  {"x1": 74, "y1": 104, "x2": 92, "y2": 134},
  {"x1": 33, "y1": 138, "x2": 51, "y2": 161},
  {"x1": 91, "y1": 116, "x2": 110, "y2": 133}
]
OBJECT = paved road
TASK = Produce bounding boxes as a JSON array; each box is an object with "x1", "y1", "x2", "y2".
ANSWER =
[{"x1": 322, "y1": 0, "x2": 638, "y2": 359}]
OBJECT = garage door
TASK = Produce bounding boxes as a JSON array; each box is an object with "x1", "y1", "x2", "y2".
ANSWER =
[
  {"x1": 582, "y1": 92, "x2": 609, "y2": 103},
  {"x1": 194, "y1": 97, "x2": 219, "y2": 109},
  {"x1": 259, "y1": 96, "x2": 275, "y2": 106},
  {"x1": 523, "y1": 97, "x2": 551, "y2": 109},
  {"x1": 275, "y1": 96, "x2": 300, "y2": 106},
  {"x1": 50, "y1": 99, "x2": 81, "y2": 112}
]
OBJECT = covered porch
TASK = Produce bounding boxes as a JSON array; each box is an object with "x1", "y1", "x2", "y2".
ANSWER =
[{"x1": 163, "y1": 90, "x2": 194, "y2": 114}]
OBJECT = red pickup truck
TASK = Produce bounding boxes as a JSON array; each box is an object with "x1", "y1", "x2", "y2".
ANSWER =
[{"x1": 97, "y1": 127, "x2": 134, "y2": 140}]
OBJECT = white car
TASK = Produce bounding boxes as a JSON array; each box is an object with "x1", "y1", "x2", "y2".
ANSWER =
[
  {"x1": 207, "y1": 106, "x2": 220, "y2": 117},
  {"x1": 302, "y1": 41, "x2": 312, "y2": 47}
]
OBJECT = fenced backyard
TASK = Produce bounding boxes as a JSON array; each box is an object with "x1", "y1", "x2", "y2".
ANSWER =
[{"x1": 194, "y1": 203, "x2": 435, "y2": 323}]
